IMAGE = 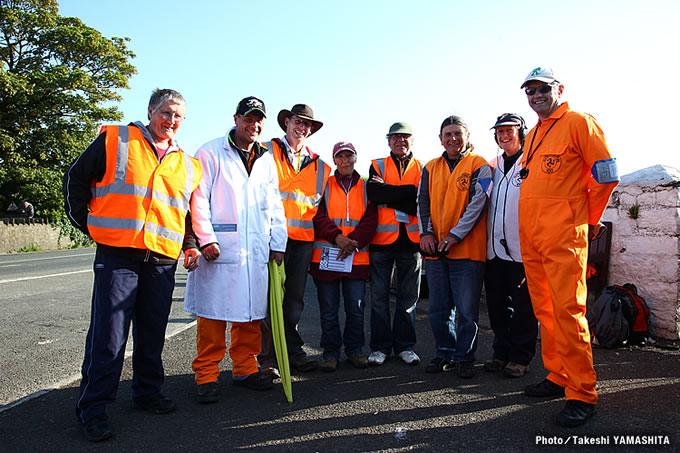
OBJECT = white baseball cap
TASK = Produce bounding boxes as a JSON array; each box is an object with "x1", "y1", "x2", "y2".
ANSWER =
[{"x1": 521, "y1": 66, "x2": 559, "y2": 88}]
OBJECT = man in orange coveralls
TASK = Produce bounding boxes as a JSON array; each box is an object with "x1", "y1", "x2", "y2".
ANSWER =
[{"x1": 517, "y1": 66, "x2": 619, "y2": 427}]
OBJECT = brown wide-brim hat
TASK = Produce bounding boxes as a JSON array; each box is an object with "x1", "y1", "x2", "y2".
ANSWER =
[{"x1": 277, "y1": 104, "x2": 323, "y2": 135}]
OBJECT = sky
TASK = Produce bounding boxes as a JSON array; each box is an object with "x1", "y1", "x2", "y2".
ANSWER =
[{"x1": 58, "y1": 0, "x2": 679, "y2": 177}]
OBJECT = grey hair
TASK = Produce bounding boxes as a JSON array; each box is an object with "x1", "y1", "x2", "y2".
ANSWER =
[{"x1": 148, "y1": 88, "x2": 185, "y2": 120}]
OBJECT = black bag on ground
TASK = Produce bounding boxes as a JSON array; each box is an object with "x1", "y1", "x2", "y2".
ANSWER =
[
  {"x1": 611, "y1": 283, "x2": 651, "y2": 344},
  {"x1": 586, "y1": 286, "x2": 629, "y2": 348}
]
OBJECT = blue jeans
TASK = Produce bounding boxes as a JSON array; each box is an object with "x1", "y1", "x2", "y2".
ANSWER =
[
  {"x1": 369, "y1": 250, "x2": 420, "y2": 355},
  {"x1": 314, "y1": 278, "x2": 366, "y2": 358},
  {"x1": 425, "y1": 258, "x2": 484, "y2": 363}
]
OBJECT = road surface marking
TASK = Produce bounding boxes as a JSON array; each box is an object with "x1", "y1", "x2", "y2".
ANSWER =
[{"x1": 0, "y1": 269, "x2": 92, "y2": 284}]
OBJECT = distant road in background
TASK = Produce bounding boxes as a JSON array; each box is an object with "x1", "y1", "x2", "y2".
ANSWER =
[{"x1": 0, "y1": 249, "x2": 194, "y2": 409}]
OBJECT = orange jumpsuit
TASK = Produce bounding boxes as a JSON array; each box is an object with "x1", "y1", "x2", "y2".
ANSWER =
[{"x1": 518, "y1": 102, "x2": 618, "y2": 404}]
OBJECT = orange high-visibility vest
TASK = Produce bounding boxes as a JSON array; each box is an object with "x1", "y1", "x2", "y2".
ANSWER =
[
  {"x1": 311, "y1": 176, "x2": 369, "y2": 266},
  {"x1": 370, "y1": 156, "x2": 421, "y2": 245},
  {"x1": 425, "y1": 153, "x2": 487, "y2": 262},
  {"x1": 267, "y1": 139, "x2": 331, "y2": 242},
  {"x1": 87, "y1": 125, "x2": 202, "y2": 259}
]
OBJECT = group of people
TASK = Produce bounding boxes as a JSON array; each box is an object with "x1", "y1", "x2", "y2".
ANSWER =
[{"x1": 63, "y1": 65, "x2": 619, "y2": 442}]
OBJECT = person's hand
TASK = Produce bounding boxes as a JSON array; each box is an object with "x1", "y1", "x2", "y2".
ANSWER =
[
  {"x1": 335, "y1": 234, "x2": 359, "y2": 261},
  {"x1": 270, "y1": 251, "x2": 284, "y2": 266},
  {"x1": 202, "y1": 243, "x2": 220, "y2": 261},
  {"x1": 183, "y1": 248, "x2": 201, "y2": 272},
  {"x1": 437, "y1": 235, "x2": 458, "y2": 253},
  {"x1": 588, "y1": 222, "x2": 606, "y2": 241},
  {"x1": 370, "y1": 175, "x2": 384, "y2": 184},
  {"x1": 420, "y1": 235, "x2": 437, "y2": 255}
]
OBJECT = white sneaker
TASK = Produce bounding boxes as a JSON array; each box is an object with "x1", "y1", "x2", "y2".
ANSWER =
[
  {"x1": 368, "y1": 351, "x2": 387, "y2": 366},
  {"x1": 398, "y1": 350, "x2": 420, "y2": 365}
]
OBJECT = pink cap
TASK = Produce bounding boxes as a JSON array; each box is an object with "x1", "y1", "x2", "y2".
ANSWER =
[{"x1": 332, "y1": 141, "x2": 357, "y2": 157}]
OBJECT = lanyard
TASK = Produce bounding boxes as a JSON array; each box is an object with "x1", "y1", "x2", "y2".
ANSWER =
[{"x1": 519, "y1": 118, "x2": 560, "y2": 179}]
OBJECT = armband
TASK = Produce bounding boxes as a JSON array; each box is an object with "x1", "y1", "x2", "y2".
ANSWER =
[{"x1": 591, "y1": 158, "x2": 619, "y2": 184}]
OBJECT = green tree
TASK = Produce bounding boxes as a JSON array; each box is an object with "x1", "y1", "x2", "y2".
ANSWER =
[{"x1": 0, "y1": 0, "x2": 136, "y2": 219}]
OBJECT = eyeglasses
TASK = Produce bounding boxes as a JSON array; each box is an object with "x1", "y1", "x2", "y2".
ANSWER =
[
  {"x1": 524, "y1": 85, "x2": 554, "y2": 96},
  {"x1": 159, "y1": 110, "x2": 185, "y2": 122},
  {"x1": 293, "y1": 118, "x2": 313, "y2": 129}
]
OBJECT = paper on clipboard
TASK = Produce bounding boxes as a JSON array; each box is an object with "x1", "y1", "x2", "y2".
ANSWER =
[{"x1": 319, "y1": 246, "x2": 354, "y2": 273}]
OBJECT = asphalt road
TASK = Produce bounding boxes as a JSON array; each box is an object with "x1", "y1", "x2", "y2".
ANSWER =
[
  {"x1": 1, "y1": 249, "x2": 679, "y2": 452},
  {"x1": 0, "y1": 248, "x2": 195, "y2": 408}
]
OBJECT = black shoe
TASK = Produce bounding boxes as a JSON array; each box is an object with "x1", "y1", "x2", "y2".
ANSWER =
[
  {"x1": 456, "y1": 361, "x2": 475, "y2": 379},
  {"x1": 197, "y1": 381, "x2": 220, "y2": 404},
  {"x1": 483, "y1": 358, "x2": 508, "y2": 372},
  {"x1": 80, "y1": 414, "x2": 114, "y2": 442},
  {"x1": 557, "y1": 400, "x2": 595, "y2": 427},
  {"x1": 524, "y1": 378, "x2": 565, "y2": 398},
  {"x1": 232, "y1": 372, "x2": 273, "y2": 391},
  {"x1": 291, "y1": 355, "x2": 318, "y2": 372},
  {"x1": 260, "y1": 366, "x2": 280, "y2": 379},
  {"x1": 425, "y1": 357, "x2": 451, "y2": 374},
  {"x1": 133, "y1": 394, "x2": 176, "y2": 414}
]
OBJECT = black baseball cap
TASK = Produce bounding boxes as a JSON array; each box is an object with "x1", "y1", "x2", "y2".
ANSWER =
[
  {"x1": 491, "y1": 113, "x2": 524, "y2": 129},
  {"x1": 235, "y1": 96, "x2": 266, "y2": 117}
]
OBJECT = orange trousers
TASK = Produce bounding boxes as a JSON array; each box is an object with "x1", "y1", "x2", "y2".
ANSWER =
[
  {"x1": 519, "y1": 197, "x2": 597, "y2": 404},
  {"x1": 192, "y1": 317, "x2": 262, "y2": 385}
]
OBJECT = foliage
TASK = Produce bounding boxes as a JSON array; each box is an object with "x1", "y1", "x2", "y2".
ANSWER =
[
  {"x1": 0, "y1": 0, "x2": 136, "y2": 219},
  {"x1": 55, "y1": 215, "x2": 93, "y2": 248},
  {"x1": 16, "y1": 243, "x2": 42, "y2": 252},
  {"x1": 627, "y1": 204, "x2": 640, "y2": 220}
]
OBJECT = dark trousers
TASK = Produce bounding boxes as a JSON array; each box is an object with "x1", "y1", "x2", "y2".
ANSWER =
[
  {"x1": 75, "y1": 248, "x2": 176, "y2": 424},
  {"x1": 484, "y1": 257, "x2": 537, "y2": 366},
  {"x1": 260, "y1": 239, "x2": 313, "y2": 365}
]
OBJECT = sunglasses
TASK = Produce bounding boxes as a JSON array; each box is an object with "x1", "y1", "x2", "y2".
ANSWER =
[{"x1": 524, "y1": 85, "x2": 554, "y2": 96}]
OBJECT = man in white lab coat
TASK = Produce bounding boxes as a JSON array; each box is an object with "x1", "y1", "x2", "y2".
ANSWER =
[{"x1": 184, "y1": 96, "x2": 287, "y2": 404}]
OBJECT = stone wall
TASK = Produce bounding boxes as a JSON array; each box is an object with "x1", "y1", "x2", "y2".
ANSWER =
[
  {"x1": 0, "y1": 218, "x2": 74, "y2": 253},
  {"x1": 602, "y1": 164, "x2": 680, "y2": 340}
]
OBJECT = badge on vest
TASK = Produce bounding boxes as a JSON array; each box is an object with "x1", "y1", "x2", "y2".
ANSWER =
[
  {"x1": 320, "y1": 246, "x2": 354, "y2": 272},
  {"x1": 394, "y1": 210, "x2": 410, "y2": 223}
]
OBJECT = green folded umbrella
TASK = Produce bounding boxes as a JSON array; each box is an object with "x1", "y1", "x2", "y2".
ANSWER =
[{"x1": 268, "y1": 260, "x2": 292, "y2": 403}]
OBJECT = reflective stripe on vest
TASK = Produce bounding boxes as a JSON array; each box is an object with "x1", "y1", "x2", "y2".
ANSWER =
[
  {"x1": 87, "y1": 125, "x2": 201, "y2": 258},
  {"x1": 370, "y1": 157, "x2": 421, "y2": 245},
  {"x1": 267, "y1": 140, "x2": 330, "y2": 241},
  {"x1": 311, "y1": 177, "x2": 369, "y2": 266},
  {"x1": 91, "y1": 128, "x2": 196, "y2": 212}
]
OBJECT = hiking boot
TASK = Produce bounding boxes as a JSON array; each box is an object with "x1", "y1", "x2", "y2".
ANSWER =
[
  {"x1": 290, "y1": 355, "x2": 318, "y2": 372},
  {"x1": 556, "y1": 400, "x2": 595, "y2": 427},
  {"x1": 133, "y1": 394, "x2": 176, "y2": 414},
  {"x1": 321, "y1": 357, "x2": 338, "y2": 372},
  {"x1": 80, "y1": 414, "x2": 113, "y2": 442},
  {"x1": 368, "y1": 351, "x2": 387, "y2": 366},
  {"x1": 425, "y1": 357, "x2": 451, "y2": 374},
  {"x1": 348, "y1": 354, "x2": 369, "y2": 369},
  {"x1": 483, "y1": 358, "x2": 508, "y2": 372},
  {"x1": 456, "y1": 361, "x2": 475, "y2": 379},
  {"x1": 524, "y1": 378, "x2": 565, "y2": 398},
  {"x1": 232, "y1": 372, "x2": 273, "y2": 391},
  {"x1": 398, "y1": 350, "x2": 421, "y2": 365},
  {"x1": 196, "y1": 381, "x2": 220, "y2": 404},
  {"x1": 503, "y1": 362, "x2": 529, "y2": 378}
]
